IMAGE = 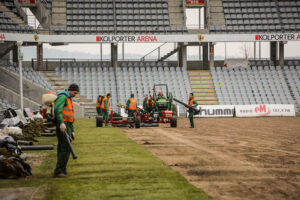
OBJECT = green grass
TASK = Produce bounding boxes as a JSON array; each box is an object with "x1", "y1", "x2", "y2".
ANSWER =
[{"x1": 0, "y1": 119, "x2": 213, "y2": 200}]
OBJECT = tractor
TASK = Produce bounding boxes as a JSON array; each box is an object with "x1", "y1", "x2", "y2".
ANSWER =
[{"x1": 151, "y1": 84, "x2": 177, "y2": 127}]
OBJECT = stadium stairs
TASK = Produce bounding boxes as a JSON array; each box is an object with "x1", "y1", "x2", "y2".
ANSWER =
[
  {"x1": 24, "y1": 0, "x2": 51, "y2": 29},
  {"x1": 51, "y1": 0, "x2": 66, "y2": 28},
  {"x1": 209, "y1": 0, "x2": 226, "y2": 26},
  {"x1": 42, "y1": 71, "x2": 97, "y2": 118},
  {"x1": 188, "y1": 70, "x2": 218, "y2": 105},
  {"x1": 158, "y1": 46, "x2": 181, "y2": 62},
  {"x1": 167, "y1": 0, "x2": 185, "y2": 27},
  {"x1": 0, "y1": 42, "x2": 15, "y2": 59}
]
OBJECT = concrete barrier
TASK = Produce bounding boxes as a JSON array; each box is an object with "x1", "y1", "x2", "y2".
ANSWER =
[
  {"x1": 0, "y1": 85, "x2": 40, "y2": 110},
  {"x1": 0, "y1": 67, "x2": 49, "y2": 104}
]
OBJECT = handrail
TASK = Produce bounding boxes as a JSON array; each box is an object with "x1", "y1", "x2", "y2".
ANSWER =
[{"x1": 140, "y1": 42, "x2": 168, "y2": 61}]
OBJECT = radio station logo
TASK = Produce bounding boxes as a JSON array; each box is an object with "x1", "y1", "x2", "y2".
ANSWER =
[{"x1": 254, "y1": 104, "x2": 271, "y2": 116}]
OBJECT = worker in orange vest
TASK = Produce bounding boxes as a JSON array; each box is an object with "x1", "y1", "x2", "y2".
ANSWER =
[
  {"x1": 96, "y1": 95, "x2": 104, "y2": 116},
  {"x1": 126, "y1": 94, "x2": 137, "y2": 122},
  {"x1": 188, "y1": 93, "x2": 198, "y2": 128},
  {"x1": 54, "y1": 83, "x2": 79, "y2": 178},
  {"x1": 101, "y1": 93, "x2": 111, "y2": 126},
  {"x1": 143, "y1": 95, "x2": 154, "y2": 113}
]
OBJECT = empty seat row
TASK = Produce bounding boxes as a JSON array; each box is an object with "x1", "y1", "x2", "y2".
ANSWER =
[
  {"x1": 59, "y1": 0, "x2": 187, "y2": 34},
  {"x1": 55, "y1": 63, "x2": 191, "y2": 114},
  {"x1": 211, "y1": 64, "x2": 300, "y2": 112},
  {"x1": 213, "y1": 0, "x2": 300, "y2": 34}
]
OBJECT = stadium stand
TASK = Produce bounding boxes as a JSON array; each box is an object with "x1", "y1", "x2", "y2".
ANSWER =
[
  {"x1": 0, "y1": 60, "x2": 54, "y2": 91},
  {"x1": 211, "y1": 64, "x2": 300, "y2": 112},
  {"x1": 56, "y1": 0, "x2": 187, "y2": 34},
  {"x1": 210, "y1": 0, "x2": 300, "y2": 33},
  {"x1": 55, "y1": 62, "x2": 192, "y2": 114},
  {"x1": 0, "y1": 98, "x2": 17, "y2": 110},
  {"x1": 2, "y1": 0, "x2": 25, "y2": 20},
  {"x1": 0, "y1": 1, "x2": 34, "y2": 33}
]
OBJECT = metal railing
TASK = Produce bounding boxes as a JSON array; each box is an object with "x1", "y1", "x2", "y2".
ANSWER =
[
  {"x1": 140, "y1": 43, "x2": 167, "y2": 61},
  {"x1": 140, "y1": 43, "x2": 180, "y2": 61}
]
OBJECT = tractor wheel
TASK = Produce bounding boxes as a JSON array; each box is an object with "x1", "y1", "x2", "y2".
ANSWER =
[
  {"x1": 172, "y1": 104, "x2": 178, "y2": 116},
  {"x1": 170, "y1": 117, "x2": 177, "y2": 128},
  {"x1": 96, "y1": 116, "x2": 103, "y2": 127},
  {"x1": 135, "y1": 116, "x2": 141, "y2": 128}
]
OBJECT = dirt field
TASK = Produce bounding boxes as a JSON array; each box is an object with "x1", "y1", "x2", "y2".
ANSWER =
[{"x1": 121, "y1": 117, "x2": 300, "y2": 200}]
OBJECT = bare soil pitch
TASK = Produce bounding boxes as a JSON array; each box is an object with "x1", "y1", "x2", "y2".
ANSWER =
[{"x1": 121, "y1": 117, "x2": 300, "y2": 200}]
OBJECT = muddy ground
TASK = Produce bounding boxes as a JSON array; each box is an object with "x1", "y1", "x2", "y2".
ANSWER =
[{"x1": 121, "y1": 117, "x2": 300, "y2": 200}]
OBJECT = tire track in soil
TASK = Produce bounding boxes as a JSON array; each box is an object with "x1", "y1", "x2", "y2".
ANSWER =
[{"x1": 121, "y1": 118, "x2": 300, "y2": 200}]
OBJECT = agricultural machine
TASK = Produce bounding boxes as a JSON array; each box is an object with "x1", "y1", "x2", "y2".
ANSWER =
[
  {"x1": 96, "y1": 84, "x2": 201, "y2": 128},
  {"x1": 96, "y1": 110, "x2": 141, "y2": 128},
  {"x1": 149, "y1": 84, "x2": 177, "y2": 127}
]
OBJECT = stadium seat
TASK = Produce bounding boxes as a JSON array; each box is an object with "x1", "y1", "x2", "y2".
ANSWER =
[{"x1": 211, "y1": 0, "x2": 300, "y2": 33}]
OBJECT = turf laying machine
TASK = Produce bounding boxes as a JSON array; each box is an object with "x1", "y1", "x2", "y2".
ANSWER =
[
  {"x1": 96, "y1": 110, "x2": 141, "y2": 128},
  {"x1": 96, "y1": 84, "x2": 178, "y2": 128}
]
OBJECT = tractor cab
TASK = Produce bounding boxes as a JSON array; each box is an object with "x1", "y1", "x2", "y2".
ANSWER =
[
  {"x1": 153, "y1": 84, "x2": 173, "y2": 112},
  {"x1": 152, "y1": 84, "x2": 177, "y2": 127}
]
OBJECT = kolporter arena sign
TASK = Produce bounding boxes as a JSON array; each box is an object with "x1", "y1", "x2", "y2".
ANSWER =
[
  {"x1": 1, "y1": 33, "x2": 300, "y2": 43},
  {"x1": 96, "y1": 35, "x2": 157, "y2": 42},
  {"x1": 255, "y1": 34, "x2": 300, "y2": 41}
]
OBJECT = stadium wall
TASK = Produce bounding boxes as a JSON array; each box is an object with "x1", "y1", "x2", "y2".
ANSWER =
[
  {"x1": 0, "y1": 67, "x2": 85, "y2": 117},
  {"x1": 0, "y1": 85, "x2": 40, "y2": 110},
  {"x1": 0, "y1": 67, "x2": 50, "y2": 104}
]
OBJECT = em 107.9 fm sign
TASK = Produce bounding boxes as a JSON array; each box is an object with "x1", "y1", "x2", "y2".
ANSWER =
[
  {"x1": 186, "y1": 0, "x2": 205, "y2": 7},
  {"x1": 18, "y1": 0, "x2": 36, "y2": 6},
  {"x1": 235, "y1": 104, "x2": 295, "y2": 117}
]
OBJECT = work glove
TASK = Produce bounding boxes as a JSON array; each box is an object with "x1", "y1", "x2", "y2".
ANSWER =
[
  {"x1": 72, "y1": 132, "x2": 75, "y2": 140},
  {"x1": 60, "y1": 123, "x2": 66, "y2": 133}
]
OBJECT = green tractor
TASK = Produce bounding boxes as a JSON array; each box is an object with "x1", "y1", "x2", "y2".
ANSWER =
[{"x1": 152, "y1": 84, "x2": 177, "y2": 127}]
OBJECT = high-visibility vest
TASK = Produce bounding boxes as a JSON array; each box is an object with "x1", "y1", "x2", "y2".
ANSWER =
[
  {"x1": 101, "y1": 97, "x2": 110, "y2": 110},
  {"x1": 147, "y1": 98, "x2": 154, "y2": 108},
  {"x1": 61, "y1": 97, "x2": 74, "y2": 123},
  {"x1": 96, "y1": 96, "x2": 102, "y2": 108},
  {"x1": 189, "y1": 98, "x2": 194, "y2": 106},
  {"x1": 128, "y1": 98, "x2": 137, "y2": 110}
]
